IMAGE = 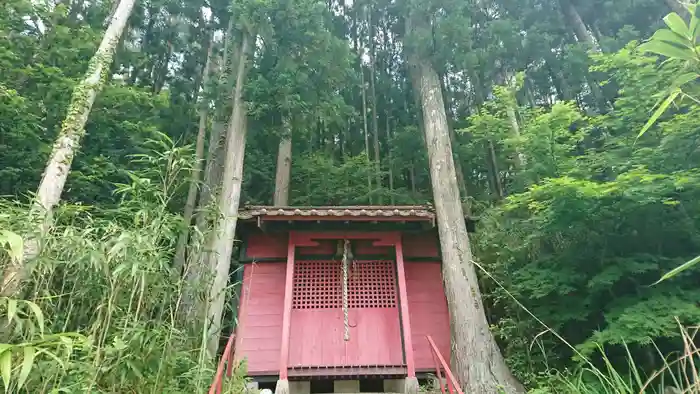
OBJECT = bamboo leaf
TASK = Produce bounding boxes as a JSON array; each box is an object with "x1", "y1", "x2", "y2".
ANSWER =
[
  {"x1": 638, "y1": 40, "x2": 696, "y2": 61},
  {"x1": 0, "y1": 349, "x2": 11, "y2": 392},
  {"x1": 654, "y1": 254, "x2": 700, "y2": 284},
  {"x1": 650, "y1": 28, "x2": 692, "y2": 48},
  {"x1": 637, "y1": 89, "x2": 681, "y2": 139},
  {"x1": 0, "y1": 230, "x2": 23, "y2": 264},
  {"x1": 24, "y1": 301, "x2": 44, "y2": 336},
  {"x1": 664, "y1": 12, "x2": 690, "y2": 38},
  {"x1": 690, "y1": 4, "x2": 700, "y2": 40},
  {"x1": 34, "y1": 349, "x2": 64, "y2": 369},
  {"x1": 671, "y1": 72, "x2": 699, "y2": 88},
  {"x1": 6, "y1": 299, "x2": 17, "y2": 324},
  {"x1": 16, "y1": 346, "x2": 35, "y2": 390}
]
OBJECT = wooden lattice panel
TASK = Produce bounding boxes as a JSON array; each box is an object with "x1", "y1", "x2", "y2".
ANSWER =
[{"x1": 292, "y1": 260, "x2": 397, "y2": 309}]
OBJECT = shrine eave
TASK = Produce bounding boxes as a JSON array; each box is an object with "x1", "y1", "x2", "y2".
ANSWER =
[{"x1": 238, "y1": 205, "x2": 436, "y2": 223}]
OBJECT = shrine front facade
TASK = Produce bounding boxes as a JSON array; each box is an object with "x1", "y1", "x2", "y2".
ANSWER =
[{"x1": 233, "y1": 206, "x2": 451, "y2": 391}]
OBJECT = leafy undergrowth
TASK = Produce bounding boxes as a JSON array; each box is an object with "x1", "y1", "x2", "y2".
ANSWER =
[
  {"x1": 0, "y1": 139, "x2": 246, "y2": 393},
  {"x1": 531, "y1": 325, "x2": 699, "y2": 393}
]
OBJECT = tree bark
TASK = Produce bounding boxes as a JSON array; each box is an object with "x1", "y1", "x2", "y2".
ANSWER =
[
  {"x1": 182, "y1": 21, "x2": 237, "y2": 320},
  {"x1": 386, "y1": 112, "x2": 395, "y2": 204},
  {"x1": 273, "y1": 116, "x2": 293, "y2": 206},
  {"x1": 487, "y1": 139, "x2": 504, "y2": 200},
  {"x1": 439, "y1": 72, "x2": 469, "y2": 198},
  {"x1": 360, "y1": 66, "x2": 373, "y2": 203},
  {"x1": 665, "y1": 0, "x2": 689, "y2": 19},
  {"x1": 368, "y1": 9, "x2": 382, "y2": 203},
  {"x1": 558, "y1": 0, "x2": 611, "y2": 112},
  {"x1": 501, "y1": 71, "x2": 526, "y2": 168},
  {"x1": 206, "y1": 31, "x2": 252, "y2": 357},
  {"x1": 408, "y1": 55, "x2": 524, "y2": 393},
  {"x1": 195, "y1": 19, "x2": 237, "y2": 234},
  {"x1": 559, "y1": 0, "x2": 597, "y2": 50},
  {"x1": 173, "y1": 41, "x2": 213, "y2": 272},
  {"x1": 1, "y1": 0, "x2": 137, "y2": 297}
]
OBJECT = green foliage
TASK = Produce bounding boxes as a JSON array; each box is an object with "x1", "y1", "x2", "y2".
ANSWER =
[
  {"x1": 637, "y1": 5, "x2": 700, "y2": 137},
  {"x1": 0, "y1": 137, "x2": 244, "y2": 393},
  {"x1": 2, "y1": 0, "x2": 700, "y2": 392}
]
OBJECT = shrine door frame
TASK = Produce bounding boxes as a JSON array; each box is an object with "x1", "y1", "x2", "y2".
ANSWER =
[{"x1": 277, "y1": 231, "x2": 416, "y2": 379}]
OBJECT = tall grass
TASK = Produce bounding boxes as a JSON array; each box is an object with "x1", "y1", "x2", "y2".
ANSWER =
[
  {"x1": 0, "y1": 135, "x2": 246, "y2": 393},
  {"x1": 533, "y1": 325, "x2": 698, "y2": 393}
]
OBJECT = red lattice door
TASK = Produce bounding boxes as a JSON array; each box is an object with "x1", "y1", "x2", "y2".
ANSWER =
[{"x1": 288, "y1": 260, "x2": 404, "y2": 368}]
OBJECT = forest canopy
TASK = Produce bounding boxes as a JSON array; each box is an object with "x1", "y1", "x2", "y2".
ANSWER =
[{"x1": 0, "y1": 0, "x2": 699, "y2": 392}]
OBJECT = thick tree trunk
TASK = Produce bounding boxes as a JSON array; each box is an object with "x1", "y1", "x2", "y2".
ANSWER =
[
  {"x1": 273, "y1": 117, "x2": 293, "y2": 206},
  {"x1": 408, "y1": 56, "x2": 523, "y2": 393},
  {"x1": 195, "y1": 20, "x2": 237, "y2": 235},
  {"x1": 1, "y1": 0, "x2": 136, "y2": 297},
  {"x1": 439, "y1": 72, "x2": 469, "y2": 198},
  {"x1": 182, "y1": 22, "x2": 237, "y2": 320},
  {"x1": 206, "y1": 31, "x2": 252, "y2": 357},
  {"x1": 173, "y1": 42, "x2": 213, "y2": 273}
]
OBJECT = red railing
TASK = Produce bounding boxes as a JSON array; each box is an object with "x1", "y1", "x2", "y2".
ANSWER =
[
  {"x1": 426, "y1": 335, "x2": 464, "y2": 394},
  {"x1": 208, "y1": 332, "x2": 237, "y2": 394}
]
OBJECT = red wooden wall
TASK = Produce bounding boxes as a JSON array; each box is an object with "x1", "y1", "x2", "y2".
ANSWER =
[
  {"x1": 405, "y1": 261, "x2": 451, "y2": 371},
  {"x1": 237, "y1": 231, "x2": 450, "y2": 376},
  {"x1": 244, "y1": 231, "x2": 440, "y2": 260},
  {"x1": 236, "y1": 262, "x2": 286, "y2": 375}
]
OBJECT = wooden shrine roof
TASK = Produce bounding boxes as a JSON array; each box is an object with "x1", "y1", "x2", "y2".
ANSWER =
[{"x1": 238, "y1": 205, "x2": 436, "y2": 221}]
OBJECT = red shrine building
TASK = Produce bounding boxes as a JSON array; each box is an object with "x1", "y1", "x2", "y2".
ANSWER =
[{"x1": 232, "y1": 206, "x2": 459, "y2": 394}]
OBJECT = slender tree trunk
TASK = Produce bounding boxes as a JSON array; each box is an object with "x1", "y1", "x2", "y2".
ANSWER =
[
  {"x1": 408, "y1": 55, "x2": 523, "y2": 393},
  {"x1": 386, "y1": 113, "x2": 395, "y2": 204},
  {"x1": 273, "y1": 116, "x2": 293, "y2": 206},
  {"x1": 558, "y1": 0, "x2": 611, "y2": 111},
  {"x1": 487, "y1": 140, "x2": 504, "y2": 200},
  {"x1": 501, "y1": 71, "x2": 526, "y2": 168},
  {"x1": 368, "y1": 10, "x2": 382, "y2": 203},
  {"x1": 173, "y1": 42, "x2": 213, "y2": 272},
  {"x1": 206, "y1": 31, "x2": 252, "y2": 357},
  {"x1": 665, "y1": 0, "x2": 689, "y2": 19},
  {"x1": 1, "y1": 0, "x2": 137, "y2": 297},
  {"x1": 559, "y1": 0, "x2": 596, "y2": 49},
  {"x1": 506, "y1": 105, "x2": 526, "y2": 168},
  {"x1": 360, "y1": 67, "x2": 373, "y2": 203}
]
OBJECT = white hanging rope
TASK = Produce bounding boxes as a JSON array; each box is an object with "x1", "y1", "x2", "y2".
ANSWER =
[{"x1": 342, "y1": 239, "x2": 351, "y2": 341}]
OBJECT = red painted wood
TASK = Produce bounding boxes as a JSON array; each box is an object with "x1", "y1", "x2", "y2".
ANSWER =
[
  {"x1": 290, "y1": 231, "x2": 400, "y2": 247},
  {"x1": 259, "y1": 216, "x2": 432, "y2": 222},
  {"x1": 354, "y1": 239, "x2": 392, "y2": 255},
  {"x1": 394, "y1": 240, "x2": 416, "y2": 377},
  {"x1": 295, "y1": 239, "x2": 393, "y2": 256},
  {"x1": 296, "y1": 239, "x2": 336, "y2": 255},
  {"x1": 402, "y1": 232, "x2": 440, "y2": 258},
  {"x1": 245, "y1": 232, "x2": 288, "y2": 258},
  {"x1": 427, "y1": 335, "x2": 464, "y2": 394},
  {"x1": 235, "y1": 263, "x2": 286, "y2": 375},
  {"x1": 288, "y1": 308, "x2": 403, "y2": 367},
  {"x1": 278, "y1": 238, "x2": 296, "y2": 379},
  {"x1": 405, "y1": 262, "x2": 451, "y2": 371},
  {"x1": 288, "y1": 259, "x2": 403, "y2": 367}
]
